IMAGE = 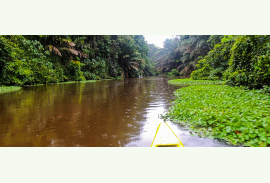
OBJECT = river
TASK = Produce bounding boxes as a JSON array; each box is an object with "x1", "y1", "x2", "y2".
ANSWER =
[{"x1": 0, "y1": 76, "x2": 231, "y2": 147}]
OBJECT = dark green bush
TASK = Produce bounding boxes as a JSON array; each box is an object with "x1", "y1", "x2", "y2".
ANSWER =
[
  {"x1": 224, "y1": 35, "x2": 270, "y2": 89},
  {"x1": 167, "y1": 69, "x2": 180, "y2": 76},
  {"x1": 191, "y1": 35, "x2": 234, "y2": 80},
  {"x1": 66, "y1": 60, "x2": 85, "y2": 81}
]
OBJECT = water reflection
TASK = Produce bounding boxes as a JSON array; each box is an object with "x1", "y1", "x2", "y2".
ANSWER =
[{"x1": 0, "y1": 76, "x2": 231, "y2": 147}]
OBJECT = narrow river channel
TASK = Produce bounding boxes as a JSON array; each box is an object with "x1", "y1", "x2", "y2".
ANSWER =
[{"x1": 0, "y1": 76, "x2": 231, "y2": 147}]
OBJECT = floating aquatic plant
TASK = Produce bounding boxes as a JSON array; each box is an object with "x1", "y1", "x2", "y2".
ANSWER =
[
  {"x1": 168, "y1": 78, "x2": 224, "y2": 85},
  {"x1": 167, "y1": 85, "x2": 270, "y2": 147},
  {"x1": 0, "y1": 86, "x2": 22, "y2": 94}
]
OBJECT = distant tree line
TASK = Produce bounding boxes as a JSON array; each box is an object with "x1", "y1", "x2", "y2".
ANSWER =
[{"x1": 149, "y1": 35, "x2": 215, "y2": 76}]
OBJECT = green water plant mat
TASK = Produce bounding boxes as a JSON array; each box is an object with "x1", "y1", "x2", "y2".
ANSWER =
[
  {"x1": 168, "y1": 78, "x2": 224, "y2": 85},
  {"x1": 167, "y1": 85, "x2": 270, "y2": 147}
]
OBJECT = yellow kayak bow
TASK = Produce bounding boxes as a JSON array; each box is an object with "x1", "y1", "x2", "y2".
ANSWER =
[{"x1": 151, "y1": 123, "x2": 184, "y2": 147}]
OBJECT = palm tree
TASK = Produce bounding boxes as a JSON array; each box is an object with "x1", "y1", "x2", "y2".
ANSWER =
[{"x1": 40, "y1": 35, "x2": 87, "y2": 66}]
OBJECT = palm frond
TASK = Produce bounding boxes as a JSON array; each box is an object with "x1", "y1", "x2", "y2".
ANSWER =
[
  {"x1": 130, "y1": 65, "x2": 139, "y2": 71},
  {"x1": 62, "y1": 39, "x2": 76, "y2": 47},
  {"x1": 45, "y1": 45, "x2": 62, "y2": 56},
  {"x1": 77, "y1": 51, "x2": 88, "y2": 58},
  {"x1": 61, "y1": 48, "x2": 79, "y2": 55},
  {"x1": 129, "y1": 61, "x2": 139, "y2": 66}
]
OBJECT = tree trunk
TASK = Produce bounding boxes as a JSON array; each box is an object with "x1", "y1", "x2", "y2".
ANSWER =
[
  {"x1": 126, "y1": 70, "x2": 129, "y2": 78},
  {"x1": 121, "y1": 67, "x2": 125, "y2": 78}
]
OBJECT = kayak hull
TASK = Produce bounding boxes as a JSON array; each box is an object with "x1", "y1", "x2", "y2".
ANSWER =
[{"x1": 151, "y1": 123, "x2": 184, "y2": 147}]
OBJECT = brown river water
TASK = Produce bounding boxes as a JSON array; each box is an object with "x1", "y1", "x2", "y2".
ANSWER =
[{"x1": 0, "y1": 76, "x2": 231, "y2": 147}]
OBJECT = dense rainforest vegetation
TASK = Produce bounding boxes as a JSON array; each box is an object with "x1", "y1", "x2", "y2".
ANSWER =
[
  {"x1": 2, "y1": 35, "x2": 269, "y2": 90},
  {"x1": 149, "y1": 35, "x2": 215, "y2": 76},
  {"x1": 0, "y1": 35, "x2": 155, "y2": 86},
  {"x1": 161, "y1": 35, "x2": 270, "y2": 147},
  {"x1": 150, "y1": 35, "x2": 270, "y2": 90},
  {"x1": 1, "y1": 35, "x2": 270, "y2": 146}
]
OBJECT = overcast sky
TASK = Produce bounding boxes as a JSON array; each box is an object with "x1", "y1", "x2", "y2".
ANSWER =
[{"x1": 143, "y1": 35, "x2": 175, "y2": 48}]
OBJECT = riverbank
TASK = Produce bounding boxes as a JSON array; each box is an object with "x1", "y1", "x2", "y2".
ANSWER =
[
  {"x1": 49, "y1": 79, "x2": 99, "y2": 85},
  {"x1": 0, "y1": 86, "x2": 22, "y2": 94},
  {"x1": 29, "y1": 79, "x2": 113, "y2": 86},
  {"x1": 167, "y1": 81, "x2": 270, "y2": 147},
  {"x1": 0, "y1": 79, "x2": 115, "y2": 94},
  {"x1": 168, "y1": 78, "x2": 224, "y2": 85}
]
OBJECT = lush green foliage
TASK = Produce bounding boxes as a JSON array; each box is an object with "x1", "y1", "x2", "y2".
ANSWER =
[
  {"x1": 0, "y1": 85, "x2": 21, "y2": 94},
  {"x1": 66, "y1": 60, "x2": 85, "y2": 81},
  {"x1": 0, "y1": 35, "x2": 154, "y2": 86},
  {"x1": 168, "y1": 78, "x2": 224, "y2": 85},
  {"x1": 151, "y1": 34, "x2": 270, "y2": 90},
  {"x1": 167, "y1": 85, "x2": 270, "y2": 147},
  {"x1": 0, "y1": 35, "x2": 65, "y2": 86},
  {"x1": 191, "y1": 35, "x2": 232, "y2": 80},
  {"x1": 167, "y1": 69, "x2": 180, "y2": 76},
  {"x1": 191, "y1": 35, "x2": 270, "y2": 90},
  {"x1": 225, "y1": 35, "x2": 270, "y2": 89}
]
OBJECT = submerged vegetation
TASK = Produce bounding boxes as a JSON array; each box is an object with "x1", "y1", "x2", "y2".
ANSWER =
[{"x1": 167, "y1": 85, "x2": 270, "y2": 147}]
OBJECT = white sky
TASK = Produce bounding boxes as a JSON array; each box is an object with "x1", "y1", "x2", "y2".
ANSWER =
[{"x1": 143, "y1": 35, "x2": 175, "y2": 48}]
